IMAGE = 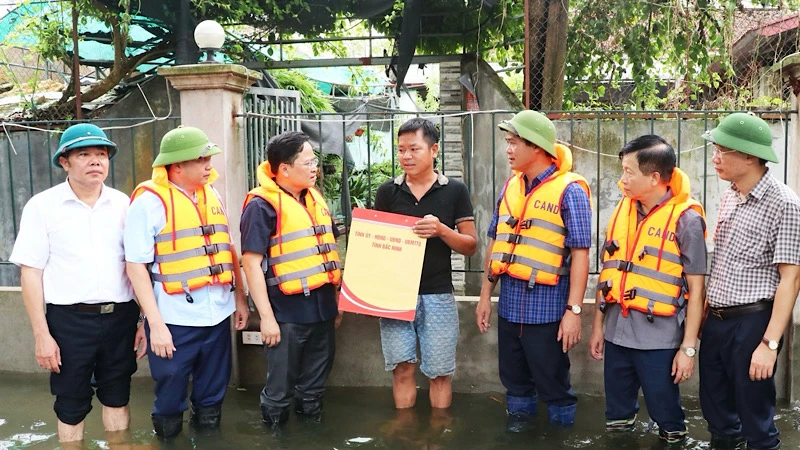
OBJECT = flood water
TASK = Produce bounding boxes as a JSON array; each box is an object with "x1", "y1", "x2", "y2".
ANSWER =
[{"x1": 2, "y1": 373, "x2": 800, "y2": 449}]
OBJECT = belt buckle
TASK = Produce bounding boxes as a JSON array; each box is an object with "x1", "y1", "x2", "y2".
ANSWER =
[
  {"x1": 100, "y1": 304, "x2": 115, "y2": 314},
  {"x1": 711, "y1": 308, "x2": 724, "y2": 320}
]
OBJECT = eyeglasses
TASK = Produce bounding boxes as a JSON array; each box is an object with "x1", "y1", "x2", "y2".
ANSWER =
[
  {"x1": 294, "y1": 158, "x2": 320, "y2": 169},
  {"x1": 712, "y1": 145, "x2": 738, "y2": 157}
]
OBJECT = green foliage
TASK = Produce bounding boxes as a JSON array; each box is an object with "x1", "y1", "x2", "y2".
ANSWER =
[
  {"x1": 320, "y1": 153, "x2": 399, "y2": 214},
  {"x1": 270, "y1": 69, "x2": 334, "y2": 112}
]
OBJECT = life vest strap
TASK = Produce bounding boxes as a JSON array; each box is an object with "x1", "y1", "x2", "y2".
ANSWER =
[
  {"x1": 638, "y1": 245, "x2": 681, "y2": 265},
  {"x1": 498, "y1": 215, "x2": 566, "y2": 235},
  {"x1": 496, "y1": 233, "x2": 570, "y2": 256},
  {"x1": 266, "y1": 260, "x2": 341, "y2": 287},
  {"x1": 268, "y1": 224, "x2": 333, "y2": 247},
  {"x1": 154, "y1": 224, "x2": 229, "y2": 243},
  {"x1": 490, "y1": 252, "x2": 570, "y2": 276},
  {"x1": 152, "y1": 263, "x2": 234, "y2": 283},
  {"x1": 154, "y1": 243, "x2": 231, "y2": 263},
  {"x1": 268, "y1": 243, "x2": 338, "y2": 265},
  {"x1": 623, "y1": 286, "x2": 683, "y2": 308},
  {"x1": 602, "y1": 260, "x2": 683, "y2": 286}
]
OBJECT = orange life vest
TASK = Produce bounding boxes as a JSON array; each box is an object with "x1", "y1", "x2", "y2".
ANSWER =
[
  {"x1": 597, "y1": 167, "x2": 706, "y2": 322},
  {"x1": 490, "y1": 144, "x2": 591, "y2": 287},
  {"x1": 131, "y1": 169, "x2": 234, "y2": 299},
  {"x1": 243, "y1": 161, "x2": 341, "y2": 296}
]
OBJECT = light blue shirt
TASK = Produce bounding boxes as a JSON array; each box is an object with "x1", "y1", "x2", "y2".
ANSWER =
[{"x1": 123, "y1": 188, "x2": 235, "y2": 327}]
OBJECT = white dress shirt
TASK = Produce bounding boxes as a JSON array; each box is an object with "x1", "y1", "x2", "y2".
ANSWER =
[{"x1": 10, "y1": 181, "x2": 134, "y2": 305}]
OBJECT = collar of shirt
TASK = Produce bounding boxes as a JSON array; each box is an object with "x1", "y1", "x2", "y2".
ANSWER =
[
  {"x1": 58, "y1": 178, "x2": 114, "y2": 208},
  {"x1": 731, "y1": 167, "x2": 772, "y2": 203},
  {"x1": 634, "y1": 188, "x2": 674, "y2": 221},
  {"x1": 393, "y1": 170, "x2": 450, "y2": 187},
  {"x1": 168, "y1": 181, "x2": 202, "y2": 203},
  {"x1": 522, "y1": 163, "x2": 556, "y2": 194}
]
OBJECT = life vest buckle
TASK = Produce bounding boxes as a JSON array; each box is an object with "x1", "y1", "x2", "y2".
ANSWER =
[
  {"x1": 200, "y1": 224, "x2": 217, "y2": 235},
  {"x1": 622, "y1": 288, "x2": 637, "y2": 300},
  {"x1": 312, "y1": 225, "x2": 328, "y2": 235},
  {"x1": 504, "y1": 233, "x2": 523, "y2": 244},
  {"x1": 519, "y1": 219, "x2": 534, "y2": 229},
  {"x1": 322, "y1": 261, "x2": 339, "y2": 272},
  {"x1": 202, "y1": 243, "x2": 220, "y2": 255},
  {"x1": 617, "y1": 260, "x2": 634, "y2": 272},
  {"x1": 599, "y1": 280, "x2": 612, "y2": 297},
  {"x1": 504, "y1": 216, "x2": 519, "y2": 228},
  {"x1": 208, "y1": 264, "x2": 225, "y2": 276},
  {"x1": 316, "y1": 243, "x2": 335, "y2": 254},
  {"x1": 604, "y1": 240, "x2": 619, "y2": 256},
  {"x1": 500, "y1": 253, "x2": 516, "y2": 264}
]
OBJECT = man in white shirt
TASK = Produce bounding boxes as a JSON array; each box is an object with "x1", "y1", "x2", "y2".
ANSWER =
[{"x1": 10, "y1": 123, "x2": 146, "y2": 443}]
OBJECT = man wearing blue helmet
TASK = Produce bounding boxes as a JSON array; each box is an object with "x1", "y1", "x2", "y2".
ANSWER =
[{"x1": 10, "y1": 123, "x2": 146, "y2": 443}]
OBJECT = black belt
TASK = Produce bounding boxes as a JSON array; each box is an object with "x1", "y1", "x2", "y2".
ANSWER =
[
  {"x1": 708, "y1": 300, "x2": 773, "y2": 321},
  {"x1": 60, "y1": 301, "x2": 130, "y2": 314}
]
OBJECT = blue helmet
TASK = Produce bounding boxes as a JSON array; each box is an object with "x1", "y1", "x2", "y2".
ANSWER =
[{"x1": 53, "y1": 123, "x2": 118, "y2": 168}]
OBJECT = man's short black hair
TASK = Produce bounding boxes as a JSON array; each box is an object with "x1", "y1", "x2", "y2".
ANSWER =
[
  {"x1": 619, "y1": 135, "x2": 676, "y2": 183},
  {"x1": 267, "y1": 131, "x2": 311, "y2": 175},
  {"x1": 397, "y1": 118, "x2": 439, "y2": 146}
]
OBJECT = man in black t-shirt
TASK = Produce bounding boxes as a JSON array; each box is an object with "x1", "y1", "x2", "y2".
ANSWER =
[{"x1": 373, "y1": 118, "x2": 477, "y2": 410}]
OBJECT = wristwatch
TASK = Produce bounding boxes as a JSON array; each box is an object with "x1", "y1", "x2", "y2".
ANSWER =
[
  {"x1": 681, "y1": 346, "x2": 696, "y2": 357},
  {"x1": 566, "y1": 304, "x2": 582, "y2": 315},
  {"x1": 762, "y1": 337, "x2": 779, "y2": 351}
]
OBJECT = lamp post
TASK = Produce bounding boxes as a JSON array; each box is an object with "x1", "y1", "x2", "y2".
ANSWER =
[{"x1": 194, "y1": 20, "x2": 225, "y2": 63}]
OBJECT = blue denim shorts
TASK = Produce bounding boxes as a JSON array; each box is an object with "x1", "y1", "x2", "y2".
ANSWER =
[{"x1": 379, "y1": 293, "x2": 459, "y2": 379}]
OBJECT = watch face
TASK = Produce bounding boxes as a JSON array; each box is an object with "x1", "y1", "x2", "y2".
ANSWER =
[
  {"x1": 572, "y1": 305, "x2": 582, "y2": 314},
  {"x1": 684, "y1": 347, "x2": 696, "y2": 357},
  {"x1": 769, "y1": 341, "x2": 779, "y2": 350}
]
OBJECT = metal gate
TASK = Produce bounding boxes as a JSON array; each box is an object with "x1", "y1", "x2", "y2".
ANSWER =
[{"x1": 243, "y1": 86, "x2": 301, "y2": 190}]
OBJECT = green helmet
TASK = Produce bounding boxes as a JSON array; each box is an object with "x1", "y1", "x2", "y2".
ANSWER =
[
  {"x1": 153, "y1": 126, "x2": 221, "y2": 167},
  {"x1": 702, "y1": 113, "x2": 778, "y2": 163},
  {"x1": 498, "y1": 110, "x2": 556, "y2": 157},
  {"x1": 53, "y1": 123, "x2": 118, "y2": 168}
]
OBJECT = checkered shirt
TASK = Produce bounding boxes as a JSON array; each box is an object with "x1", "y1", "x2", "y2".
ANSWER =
[
  {"x1": 487, "y1": 164, "x2": 593, "y2": 324},
  {"x1": 706, "y1": 170, "x2": 800, "y2": 307}
]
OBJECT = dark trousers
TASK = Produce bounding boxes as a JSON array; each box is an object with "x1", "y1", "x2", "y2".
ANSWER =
[
  {"x1": 46, "y1": 301, "x2": 139, "y2": 425},
  {"x1": 146, "y1": 319, "x2": 232, "y2": 417},
  {"x1": 261, "y1": 320, "x2": 336, "y2": 413},
  {"x1": 498, "y1": 317, "x2": 577, "y2": 409},
  {"x1": 699, "y1": 308, "x2": 779, "y2": 449},
  {"x1": 604, "y1": 341, "x2": 685, "y2": 432}
]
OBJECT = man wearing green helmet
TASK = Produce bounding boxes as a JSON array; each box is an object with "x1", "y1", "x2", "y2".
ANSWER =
[
  {"x1": 699, "y1": 113, "x2": 800, "y2": 450},
  {"x1": 124, "y1": 126, "x2": 249, "y2": 439},
  {"x1": 10, "y1": 123, "x2": 146, "y2": 443},
  {"x1": 476, "y1": 110, "x2": 592, "y2": 430}
]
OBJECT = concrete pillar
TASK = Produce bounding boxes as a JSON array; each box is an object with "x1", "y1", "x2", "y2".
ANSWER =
[
  {"x1": 771, "y1": 53, "x2": 800, "y2": 401},
  {"x1": 158, "y1": 63, "x2": 262, "y2": 387},
  {"x1": 157, "y1": 63, "x2": 262, "y2": 249}
]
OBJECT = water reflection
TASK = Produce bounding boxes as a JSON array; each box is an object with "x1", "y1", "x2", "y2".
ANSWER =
[{"x1": 1, "y1": 373, "x2": 799, "y2": 449}]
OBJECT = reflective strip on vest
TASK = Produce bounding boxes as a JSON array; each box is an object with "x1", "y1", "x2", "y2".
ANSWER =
[
  {"x1": 153, "y1": 243, "x2": 231, "y2": 263},
  {"x1": 638, "y1": 245, "x2": 682, "y2": 266},
  {"x1": 268, "y1": 224, "x2": 334, "y2": 247},
  {"x1": 602, "y1": 260, "x2": 683, "y2": 286},
  {"x1": 267, "y1": 243, "x2": 338, "y2": 265},
  {"x1": 498, "y1": 215, "x2": 566, "y2": 235},
  {"x1": 154, "y1": 224, "x2": 230, "y2": 243},
  {"x1": 490, "y1": 252, "x2": 570, "y2": 276},
  {"x1": 495, "y1": 233, "x2": 570, "y2": 256},
  {"x1": 152, "y1": 263, "x2": 235, "y2": 283},
  {"x1": 266, "y1": 261, "x2": 342, "y2": 286},
  {"x1": 625, "y1": 285, "x2": 685, "y2": 308}
]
